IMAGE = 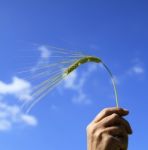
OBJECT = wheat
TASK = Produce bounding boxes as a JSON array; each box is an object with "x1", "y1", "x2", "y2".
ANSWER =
[{"x1": 19, "y1": 47, "x2": 119, "y2": 113}]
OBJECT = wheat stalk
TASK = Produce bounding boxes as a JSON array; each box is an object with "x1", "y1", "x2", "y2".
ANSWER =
[
  {"x1": 64, "y1": 56, "x2": 119, "y2": 108},
  {"x1": 19, "y1": 48, "x2": 119, "y2": 113}
]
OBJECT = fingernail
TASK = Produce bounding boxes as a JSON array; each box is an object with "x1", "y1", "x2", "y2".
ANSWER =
[
  {"x1": 123, "y1": 108, "x2": 129, "y2": 112},
  {"x1": 118, "y1": 108, "x2": 128, "y2": 112}
]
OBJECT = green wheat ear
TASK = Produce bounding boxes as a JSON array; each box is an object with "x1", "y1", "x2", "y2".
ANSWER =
[{"x1": 64, "y1": 56, "x2": 119, "y2": 108}]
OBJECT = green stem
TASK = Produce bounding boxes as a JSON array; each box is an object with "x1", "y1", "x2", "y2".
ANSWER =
[{"x1": 101, "y1": 62, "x2": 119, "y2": 108}]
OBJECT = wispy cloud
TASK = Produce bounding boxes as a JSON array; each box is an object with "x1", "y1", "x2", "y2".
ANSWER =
[
  {"x1": 0, "y1": 102, "x2": 37, "y2": 131},
  {"x1": 128, "y1": 57, "x2": 145, "y2": 76},
  {"x1": 0, "y1": 77, "x2": 32, "y2": 101},
  {"x1": 31, "y1": 45, "x2": 51, "y2": 72},
  {"x1": 0, "y1": 76, "x2": 37, "y2": 131},
  {"x1": 72, "y1": 89, "x2": 91, "y2": 105},
  {"x1": 0, "y1": 45, "x2": 54, "y2": 131},
  {"x1": 127, "y1": 65, "x2": 145, "y2": 75},
  {"x1": 115, "y1": 58, "x2": 145, "y2": 84},
  {"x1": 50, "y1": 104, "x2": 59, "y2": 111},
  {"x1": 63, "y1": 70, "x2": 78, "y2": 90},
  {"x1": 20, "y1": 114, "x2": 37, "y2": 126},
  {"x1": 38, "y1": 45, "x2": 51, "y2": 59},
  {"x1": 63, "y1": 64, "x2": 98, "y2": 105}
]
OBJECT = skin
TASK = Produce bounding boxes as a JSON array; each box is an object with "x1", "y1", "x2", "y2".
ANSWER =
[{"x1": 86, "y1": 107, "x2": 132, "y2": 150}]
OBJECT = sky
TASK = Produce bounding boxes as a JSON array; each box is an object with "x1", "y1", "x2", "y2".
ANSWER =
[{"x1": 0, "y1": 0, "x2": 148, "y2": 150}]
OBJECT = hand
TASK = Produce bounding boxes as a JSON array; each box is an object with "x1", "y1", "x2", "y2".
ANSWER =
[{"x1": 86, "y1": 107, "x2": 132, "y2": 150}]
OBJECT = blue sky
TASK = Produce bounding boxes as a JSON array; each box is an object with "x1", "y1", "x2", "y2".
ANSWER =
[{"x1": 0, "y1": 0, "x2": 148, "y2": 150}]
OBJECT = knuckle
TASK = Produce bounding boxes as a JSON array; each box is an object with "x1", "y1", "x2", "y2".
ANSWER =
[
  {"x1": 112, "y1": 113, "x2": 119, "y2": 119},
  {"x1": 87, "y1": 123, "x2": 104, "y2": 139},
  {"x1": 99, "y1": 128, "x2": 106, "y2": 136},
  {"x1": 92, "y1": 127, "x2": 104, "y2": 140},
  {"x1": 102, "y1": 108, "x2": 108, "y2": 115},
  {"x1": 93, "y1": 127, "x2": 105, "y2": 141},
  {"x1": 86, "y1": 123, "x2": 95, "y2": 134},
  {"x1": 103, "y1": 135, "x2": 111, "y2": 144},
  {"x1": 86, "y1": 124, "x2": 91, "y2": 131},
  {"x1": 105, "y1": 135, "x2": 115, "y2": 144},
  {"x1": 93, "y1": 131, "x2": 101, "y2": 139}
]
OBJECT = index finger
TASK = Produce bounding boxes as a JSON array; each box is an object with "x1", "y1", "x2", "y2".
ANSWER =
[{"x1": 93, "y1": 107, "x2": 129, "y2": 123}]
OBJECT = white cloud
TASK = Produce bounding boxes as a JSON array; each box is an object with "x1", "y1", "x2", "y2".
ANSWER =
[
  {"x1": 63, "y1": 64, "x2": 98, "y2": 105},
  {"x1": 0, "y1": 102, "x2": 37, "y2": 131},
  {"x1": 111, "y1": 76, "x2": 120, "y2": 85},
  {"x1": 31, "y1": 45, "x2": 51, "y2": 72},
  {"x1": 72, "y1": 90, "x2": 91, "y2": 105},
  {"x1": 126, "y1": 64, "x2": 145, "y2": 77},
  {"x1": 38, "y1": 45, "x2": 51, "y2": 59},
  {"x1": 21, "y1": 114, "x2": 37, "y2": 126},
  {"x1": 128, "y1": 58, "x2": 145, "y2": 75},
  {"x1": 50, "y1": 104, "x2": 58, "y2": 111},
  {"x1": 0, "y1": 45, "x2": 56, "y2": 131},
  {"x1": 0, "y1": 77, "x2": 32, "y2": 101},
  {"x1": 130, "y1": 65, "x2": 144, "y2": 74},
  {"x1": 63, "y1": 71, "x2": 78, "y2": 90},
  {"x1": 0, "y1": 76, "x2": 38, "y2": 131},
  {"x1": 114, "y1": 59, "x2": 145, "y2": 85},
  {"x1": 0, "y1": 120, "x2": 11, "y2": 131}
]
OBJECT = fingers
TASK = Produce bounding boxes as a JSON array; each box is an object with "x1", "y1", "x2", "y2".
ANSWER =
[
  {"x1": 94, "y1": 126, "x2": 128, "y2": 150},
  {"x1": 87, "y1": 107, "x2": 132, "y2": 150},
  {"x1": 93, "y1": 107, "x2": 129, "y2": 123},
  {"x1": 97, "y1": 113, "x2": 132, "y2": 134},
  {"x1": 103, "y1": 126, "x2": 127, "y2": 137},
  {"x1": 103, "y1": 126, "x2": 128, "y2": 146},
  {"x1": 87, "y1": 125, "x2": 128, "y2": 150},
  {"x1": 103, "y1": 134, "x2": 127, "y2": 150}
]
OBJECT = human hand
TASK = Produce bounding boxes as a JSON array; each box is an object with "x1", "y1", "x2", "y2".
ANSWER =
[{"x1": 86, "y1": 107, "x2": 132, "y2": 150}]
